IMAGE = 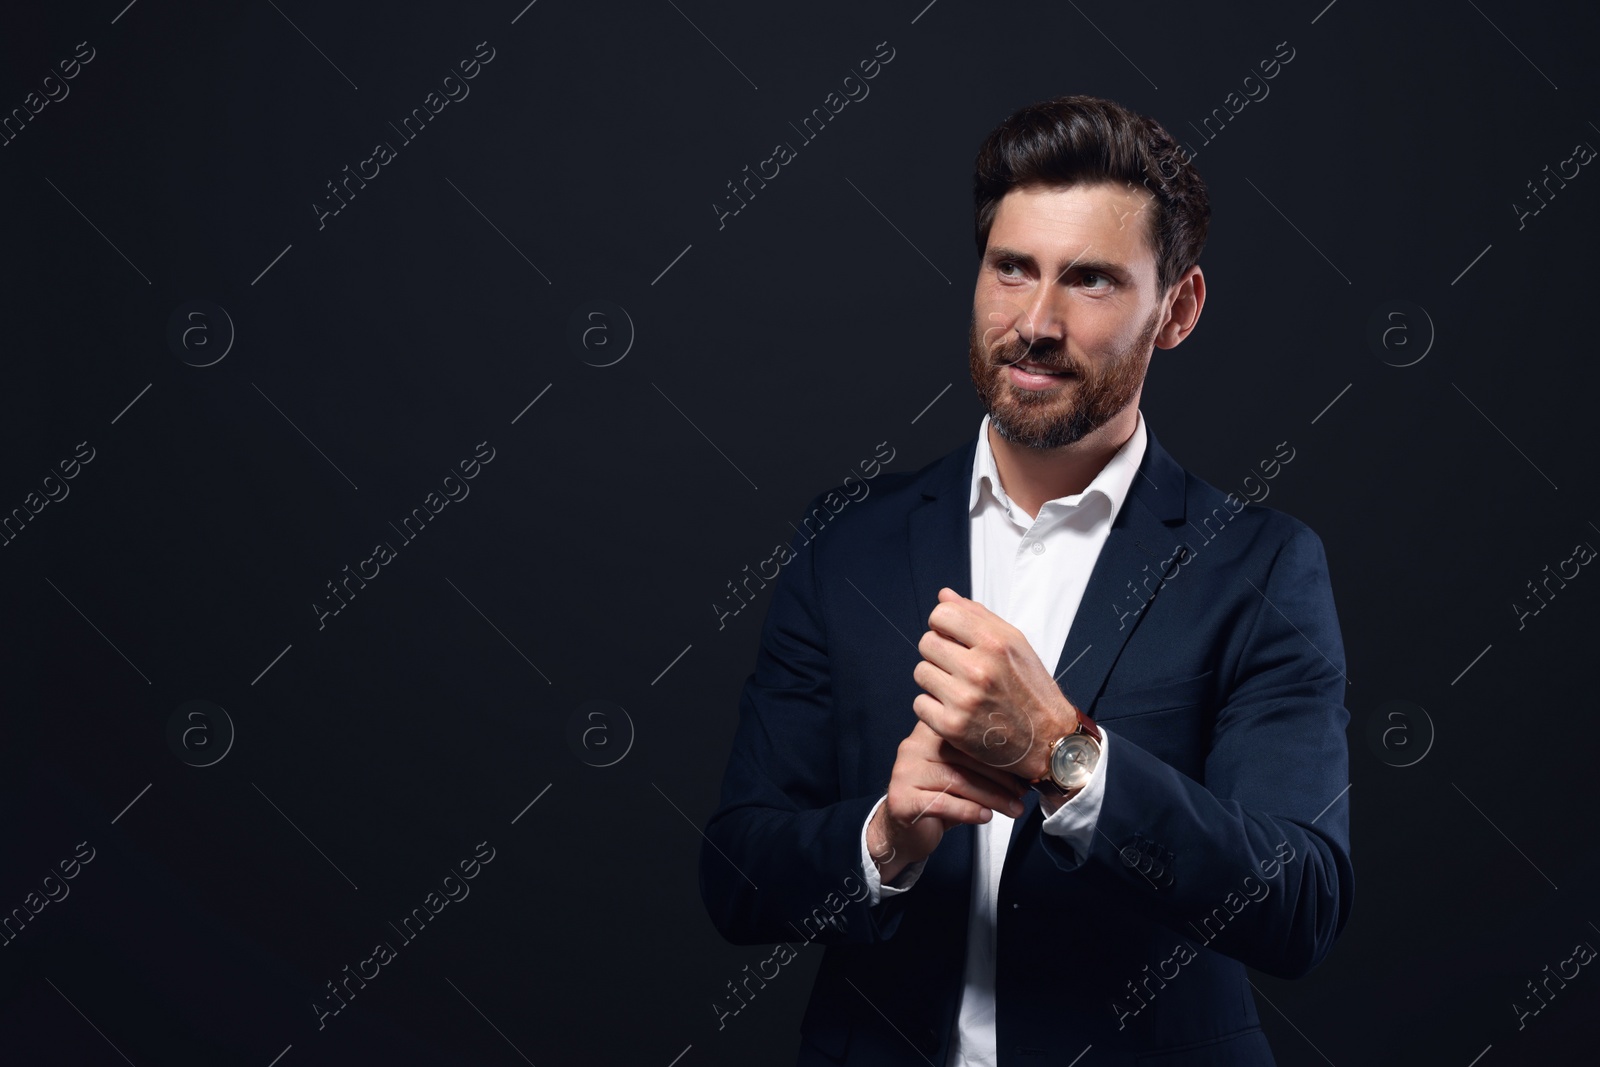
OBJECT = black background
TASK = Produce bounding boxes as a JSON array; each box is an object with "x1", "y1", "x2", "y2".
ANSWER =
[{"x1": 2, "y1": 1, "x2": 1598, "y2": 1064}]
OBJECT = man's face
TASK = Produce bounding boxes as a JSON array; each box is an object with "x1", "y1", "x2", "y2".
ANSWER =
[{"x1": 969, "y1": 181, "x2": 1169, "y2": 450}]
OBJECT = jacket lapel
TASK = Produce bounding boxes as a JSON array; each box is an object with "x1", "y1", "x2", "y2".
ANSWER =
[
  {"x1": 1045, "y1": 421, "x2": 1191, "y2": 718},
  {"x1": 999, "y1": 424, "x2": 1192, "y2": 852},
  {"x1": 907, "y1": 436, "x2": 978, "y2": 607}
]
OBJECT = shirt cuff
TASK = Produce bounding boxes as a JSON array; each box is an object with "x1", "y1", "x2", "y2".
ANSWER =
[
  {"x1": 860, "y1": 793, "x2": 927, "y2": 905},
  {"x1": 1038, "y1": 727, "x2": 1112, "y2": 863}
]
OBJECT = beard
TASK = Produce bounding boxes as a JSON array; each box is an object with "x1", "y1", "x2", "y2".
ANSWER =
[{"x1": 967, "y1": 305, "x2": 1161, "y2": 450}]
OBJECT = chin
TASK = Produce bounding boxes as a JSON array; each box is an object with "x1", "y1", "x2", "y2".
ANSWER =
[{"x1": 991, "y1": 414, "x2": 1088, "y2": 450}]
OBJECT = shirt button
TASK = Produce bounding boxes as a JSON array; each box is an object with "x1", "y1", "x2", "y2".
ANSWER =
[{"x1": 1031, "y1": 541, "x2": 1046, "y2": 555}]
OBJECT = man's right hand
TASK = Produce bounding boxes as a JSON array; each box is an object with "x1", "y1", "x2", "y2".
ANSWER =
[{"x1": 867, "y1": 720, "x2": 1031, "y2": 884}]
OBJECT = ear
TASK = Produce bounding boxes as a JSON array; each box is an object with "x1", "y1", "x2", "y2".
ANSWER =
[{"x1": 1155, "y1": 266, "x2": 1205, "y2": 350}]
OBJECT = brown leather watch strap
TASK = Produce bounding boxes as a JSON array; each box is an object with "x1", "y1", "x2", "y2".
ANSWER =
[{"x1": 1031, "y1": 772, "x2": 1068, "y2": 796}]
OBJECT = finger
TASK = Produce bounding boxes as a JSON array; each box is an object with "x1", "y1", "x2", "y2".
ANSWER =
[
  {"x1": 911, "y1": 657, "x2": 956, "y2": 707},
  {"x1": 908, "y1": 675, "x2": 953, "y2": 735},
  {"x1": 905, "y1": 786, "x2": 1002, "y2": 827},
  {"x1": 916, "y1": 628, "x2": 967, "y2": 676},
  {"x1": 912, "y1": 761, "x2": 1026, "y2": 818},
  {"x1": 936, "y1": 737, "x2": 1032, "y2": 797},
  {"x1": 927, "y1": 596, "x2": 991, "y2": 649},
  {"x1": 909, "y1": 719, "x2": 1010, "y2": 786},
  {"x1": 907, "y1": 715, "x2": 1027, "y2": 796}
]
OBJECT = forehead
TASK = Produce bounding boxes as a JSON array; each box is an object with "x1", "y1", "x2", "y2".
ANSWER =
[{"x1": 988, "y1": 181, "x2": 1158, "y2": 278}]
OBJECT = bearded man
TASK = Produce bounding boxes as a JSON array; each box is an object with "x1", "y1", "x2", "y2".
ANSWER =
[{"x1": 699, "y1": 93, "x2": 1353, "y2": 1067}]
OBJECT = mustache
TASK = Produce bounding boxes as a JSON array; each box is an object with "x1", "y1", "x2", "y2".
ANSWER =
[{"x1": 987, "y1": 340, "x2": 1077, "y2": 373}]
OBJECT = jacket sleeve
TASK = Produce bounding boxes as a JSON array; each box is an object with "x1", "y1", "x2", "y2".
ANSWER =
[
  {"x1": 698, "y1": 492, "x2": 914, "y2": 947},
  {"x1": 1037, "y1": 520, "x2": 1355, "y2": 979}
]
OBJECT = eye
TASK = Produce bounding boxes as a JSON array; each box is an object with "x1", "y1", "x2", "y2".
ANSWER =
[
  {"x1": 996, "y1": 260, "x2": 1023, "y2": 279},
  {"x1": 1081, "y1": 272, "x2": 1107, "y2": 288}
]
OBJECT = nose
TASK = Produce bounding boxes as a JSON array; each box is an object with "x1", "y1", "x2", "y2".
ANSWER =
[{"x1": 1012, "y1": 283, "x2": 1068, "y2": 356}]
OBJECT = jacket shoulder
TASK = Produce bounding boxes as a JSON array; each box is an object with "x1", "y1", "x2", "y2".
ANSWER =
[
  {"x1": 791, "y1": 438, "x2": 969, "y2": 541},
  {"x1": 1176, "y1": 461, "x2": 1329, "y2": 563}
]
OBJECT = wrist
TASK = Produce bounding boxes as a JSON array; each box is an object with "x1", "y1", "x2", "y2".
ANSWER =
[
  {"x1": 1030, "y1": 699, "x2": 1103, "y2": 798},
  {"x1": 867, "y1": 806, "x2": 903, "y2": 880},
  {"x1": 1030, "y1": 699, "x2": 1080, "y2": 783}
]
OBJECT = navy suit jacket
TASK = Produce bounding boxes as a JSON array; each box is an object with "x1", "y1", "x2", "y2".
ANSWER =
[{"x1": 699, "y1": 423, "x2": 1354, "y2": 1066}]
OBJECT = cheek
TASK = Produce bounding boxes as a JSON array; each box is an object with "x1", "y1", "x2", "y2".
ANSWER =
[
  {"x1": 1069, "y1": 319, "x2": 1117, "y2": 355},
  {"x1": 1088, "y1": 306, "x2": 1142, "y2": 348},
  {"x1": 975, "y1": 307, "x2": 1013, "y2": 348}
]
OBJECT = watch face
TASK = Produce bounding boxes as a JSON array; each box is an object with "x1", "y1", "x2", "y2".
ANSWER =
[{"x1": 1050, "y1": 735, "x2": 1101, "y2": 791}]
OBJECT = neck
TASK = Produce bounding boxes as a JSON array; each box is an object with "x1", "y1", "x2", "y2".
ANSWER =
[{"x1": 987, "y1": 408, "x2": 1138, "y2": 521}]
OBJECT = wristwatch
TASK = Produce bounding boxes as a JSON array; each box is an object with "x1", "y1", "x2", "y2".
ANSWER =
[{"x1": 1029, "y1": 706, "x2": 1103, "y2": 798}]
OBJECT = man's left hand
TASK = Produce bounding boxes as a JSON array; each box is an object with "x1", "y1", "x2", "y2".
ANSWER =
[{"x1": 912, "y1": 587, "x2": 1078, "y2": 784}]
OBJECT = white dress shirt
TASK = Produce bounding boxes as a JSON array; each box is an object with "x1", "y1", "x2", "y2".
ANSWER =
[{"x1": 857, "y1": 408, "x2": 1149, "y2": 1066}]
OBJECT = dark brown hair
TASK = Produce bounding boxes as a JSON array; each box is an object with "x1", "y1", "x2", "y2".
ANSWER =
[{"x1": 973, "y1": 95, "x2": 1210, "y2": 295}]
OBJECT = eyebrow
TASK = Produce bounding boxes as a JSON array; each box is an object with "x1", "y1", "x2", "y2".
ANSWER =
[{"x1": 984, "y1": 245, "x2": 1135, "y2": 283}]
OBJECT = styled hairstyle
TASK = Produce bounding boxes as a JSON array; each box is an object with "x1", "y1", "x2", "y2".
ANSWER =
[{"x1": 973, "y1": 95, "x2": 1210, "y2": 295}]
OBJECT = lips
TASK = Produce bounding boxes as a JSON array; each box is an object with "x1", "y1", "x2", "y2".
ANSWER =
[{"x1": 1008, "y1": 359, "x2": 1071, "y2": 376}]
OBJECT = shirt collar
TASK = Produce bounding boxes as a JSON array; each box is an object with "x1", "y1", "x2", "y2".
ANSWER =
[{"x1": 969, "y1": 408, "x2": 1148, "y2": 522}]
